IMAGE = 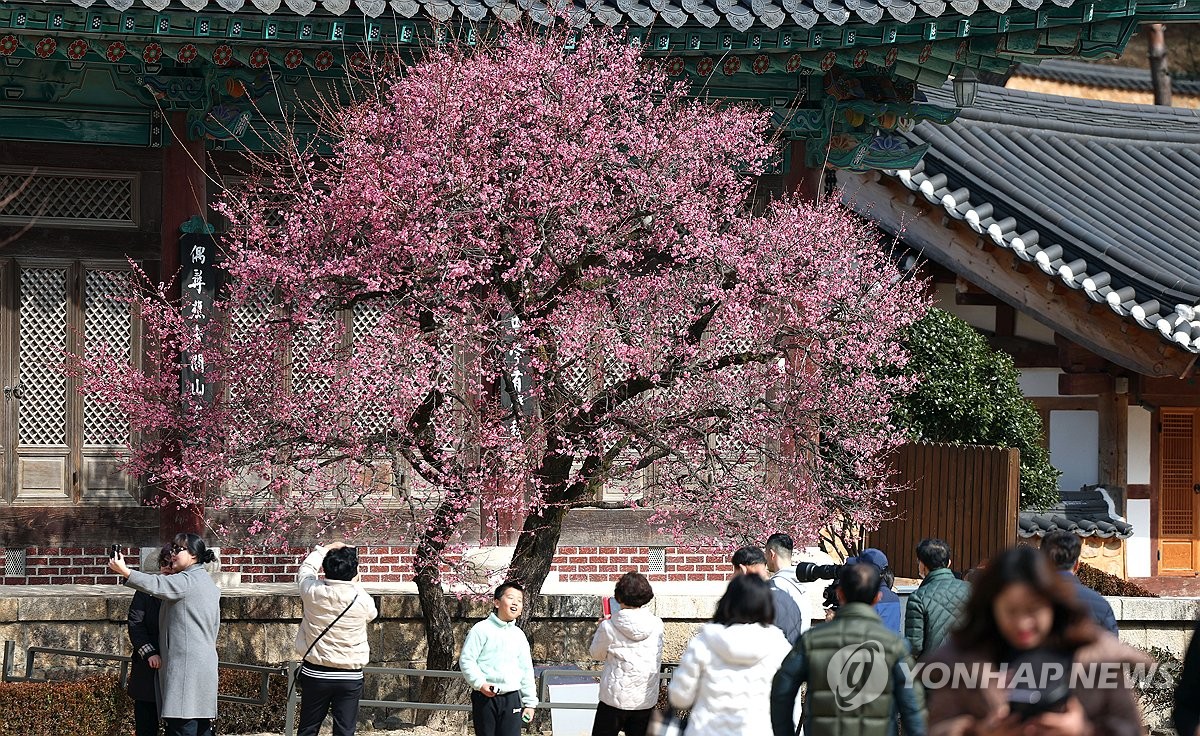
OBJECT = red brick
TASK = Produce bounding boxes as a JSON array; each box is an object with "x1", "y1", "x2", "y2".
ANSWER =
[
  {"x1": 597, "y1": 565, "x2": 618, "y2": 573},
  {"x1": 577, "y1": 565, "x2": 598, "y2": 573},
  {"x1": 598, "y1": 547, "x2": 620, "y2": 555}
]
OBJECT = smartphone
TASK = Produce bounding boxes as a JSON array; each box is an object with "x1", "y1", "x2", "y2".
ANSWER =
[
  {"x1": 109, "y1": 544, "x2": 120, "y2": 559},
  {"x1": 601, "y1": 596, "x2": 621, "y2": 619},
  {"x1": 1007, "y1": 689, "x2": 1068, "y2": 721},
  {"x1": 1005, "y1": 649, "x2": 1071, "y2": 721}
]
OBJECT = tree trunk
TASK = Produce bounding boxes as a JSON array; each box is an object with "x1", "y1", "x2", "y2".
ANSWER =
[
  {"x1": 412, "y1": 491, "x2": 473, "y2": 728},
  {"x1": 413, "y1": 554, "x2": 469, "y2": 728},
  {"x1": 1147, "y1": 24, "x2": 1172, "y2": 106},
  {"x1": 507, "y1": 502, "x2": 570, "y2": 618}
]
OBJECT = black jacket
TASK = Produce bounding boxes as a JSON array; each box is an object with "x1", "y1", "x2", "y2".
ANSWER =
[
  {"x1": 126, "y1": 590, "x2": 162, "y2": 702},
  {"x1": 1060, "y1": 571, "x2": 1118, "y2": 636},
  {"x1": 1176, "y1": 619, "x2": 1200, "y2": 736}
]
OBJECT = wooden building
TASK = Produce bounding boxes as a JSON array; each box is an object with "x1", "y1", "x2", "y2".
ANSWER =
[
  {"x1": 1, "y1": 0, "x2": 1198, "y2": 582},
  {"x1": 841, "y1": 81, "x2": 1200, "y2": 577}
]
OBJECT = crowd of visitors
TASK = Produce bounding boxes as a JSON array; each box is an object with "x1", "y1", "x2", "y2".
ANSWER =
[{"x1": 103, "y1": 530, "x2": 1187, "y2": 736}]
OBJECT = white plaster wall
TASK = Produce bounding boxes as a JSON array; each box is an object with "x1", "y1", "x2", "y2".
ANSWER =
[
  {"x1": 1127, "y1": 498, "x2": 1152, "y2": 578},
  {"x1": 933, "y1": 282, "x2": 996, "y2": 333},
  {"x1": 1014, "y1": 313, "x2": 1057, "y2": 344},
  {"x1": 1050, "y1": 410, "x2": 1099, "y2": 491},
  {"x1": 1018, "y1": 367, "x2": 1062, "y2": 397},
  {"x1": 1127, "y1": 405, "x2": 1151, "y2": 486}
]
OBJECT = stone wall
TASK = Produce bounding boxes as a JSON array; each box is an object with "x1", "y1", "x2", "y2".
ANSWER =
[{"x1": 2, "y1": 588, "x2": 1197, "y2": 727}]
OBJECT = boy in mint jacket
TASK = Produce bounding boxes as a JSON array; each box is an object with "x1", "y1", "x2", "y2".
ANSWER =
[{"x1": 460, "y1": 581, "x2": 538, "y2": 736}]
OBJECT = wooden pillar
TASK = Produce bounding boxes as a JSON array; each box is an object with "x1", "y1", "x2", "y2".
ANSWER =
[
  {"x1": 1097, "y1": 388, "x2": 1129, "y2": 491},
  {"x1": 160, "y1": 113, "x2": 208, "y2": 292},
  {"x1": 783, "y1": 140, "x2": 825, "y2": 202},
  {"x1": 158, "y1": 112, "x2": 208, "y2": 540}
]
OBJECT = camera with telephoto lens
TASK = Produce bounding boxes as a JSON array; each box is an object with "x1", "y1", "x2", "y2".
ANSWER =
[{"x1": 793, "y1": 562, "x2": 843, "y2": 583}]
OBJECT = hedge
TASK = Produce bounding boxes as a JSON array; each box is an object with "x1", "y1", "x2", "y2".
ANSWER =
[
  {"x1": 0, "y1": 668, "x2": 288, "y2": 736},
  {"x1": 1078, "y1": 562, "x2": 1157, "y2": 597},
  {"x1": 0, "y1": 675, "x2": 129, "y2": 736}
]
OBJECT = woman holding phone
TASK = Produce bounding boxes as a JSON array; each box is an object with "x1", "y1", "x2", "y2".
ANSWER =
[
  {"x1": 924, "y1": 545, "x2": 1148, "y2": 736},
  {"x1": 110, "y1": 533, "x2": 221, "y2": 736},
  {"x1": 589, "y1": 572, "x2": 664, "y2": 736}
]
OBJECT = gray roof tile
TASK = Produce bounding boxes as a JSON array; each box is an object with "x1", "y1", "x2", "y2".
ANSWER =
[
  {"x1": 884, "y1": 85, "x2": 1200, "y2": 354},
  {"x1": 1017, "y1": 486, "x2": 1135, "y2": 539}
]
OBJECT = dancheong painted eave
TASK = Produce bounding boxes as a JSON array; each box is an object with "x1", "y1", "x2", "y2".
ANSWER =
[{"x1": 878, "y1": 83, "x2": 1200, "y2": 355}]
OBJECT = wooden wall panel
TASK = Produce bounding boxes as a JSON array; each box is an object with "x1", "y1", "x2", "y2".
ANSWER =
[{"x1": 871, "y1": 442, "x2": 1020, "y2": 579}]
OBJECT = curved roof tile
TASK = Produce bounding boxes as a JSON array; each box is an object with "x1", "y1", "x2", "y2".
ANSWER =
[
  {"x1": 1017, "y1": 487, "x2": 1135, "y2": 539},
  {"x1": 881, "y1": 84, "x2": 1200, "y2": 355}
]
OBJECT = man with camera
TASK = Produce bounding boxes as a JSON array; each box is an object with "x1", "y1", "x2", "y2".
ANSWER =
[{"x1": 764, "y1": 533, "x2": 814, "y2": 636}]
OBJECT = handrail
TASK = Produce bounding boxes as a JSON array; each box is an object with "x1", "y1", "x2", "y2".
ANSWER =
[
  {"x1": 2, "y1": 641, "x2": 283, "y2": 707},
  {"x1": 282, "y1": 662, "x2": 677, "y2": 736},
  {"x1": 2, "y1": 640, "x2": 676, "y2": 734}
]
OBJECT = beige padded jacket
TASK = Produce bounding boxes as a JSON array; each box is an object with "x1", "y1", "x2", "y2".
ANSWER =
[{"x1": 294, "y1": 547, "x2": 378, "y2": 669}]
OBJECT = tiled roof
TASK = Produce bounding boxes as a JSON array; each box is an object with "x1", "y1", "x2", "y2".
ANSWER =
[
  {"x1": 1013, "y1": 59, "x2": 1200, "y2": 97},
  {"x1": 41, "y1": 0, "x2": 1076, "y2": 27},
  {"x1": 885, "y1": 84, "x2": 1200, "y2": 353},
  {"x1": 1017, "y1": 486, "x2": 1134, "y2": 539}
]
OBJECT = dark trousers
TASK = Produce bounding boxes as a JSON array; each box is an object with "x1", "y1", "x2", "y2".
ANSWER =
[
  {"x1": 133, "y1": 699, "x2": 160, "y2": 736},
  {"x1": 470, "y1": 689, "x2": 523, "y2": 736},
  {"x1": 591, "y1": 701, "x2": 652, "y2": 736},
  {"x1": 161, "y1": 718, "x2": 213, "y2": 736},
  {"x1": 297, "y1": 674, "x2": 364, "y2": 736}
]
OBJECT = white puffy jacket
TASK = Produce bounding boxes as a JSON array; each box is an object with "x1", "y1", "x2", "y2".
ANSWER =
[
  {"x1": 667, "y1": 622, "x2": 790, "y2": 736},
  {"x1": 590, "y1": 607, "x2": 665, "y2": 711}
]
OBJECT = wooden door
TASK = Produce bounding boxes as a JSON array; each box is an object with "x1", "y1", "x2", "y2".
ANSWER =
[
  {"x1": 3, "y1": 259, "x2": 137, "y2": 505},
  {"x1": 1, "y1": 259, "x2": 12, "y2": 501},
  {"x1": 1159, "y1": 409, "x2": 1200, "y2": 575}
]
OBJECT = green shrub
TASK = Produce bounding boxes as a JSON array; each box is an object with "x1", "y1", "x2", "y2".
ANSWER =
[
  {"x1": 1134, "y1": 645, "x2": 1181, "y2": 732},
  {"x1": 0, "y1": 675, "x2": 130, "y2": 736},
  {"x1": 894, "y1": 308, "x2": 1061, "y2": 509},
  {"x1": 1077, "y1": 562, "x2": 1158, "y2": 597}
]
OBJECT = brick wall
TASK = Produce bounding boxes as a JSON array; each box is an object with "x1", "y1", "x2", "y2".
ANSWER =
[{"x1": 0, "y1": 546, "x2": 730, "y2": 585}]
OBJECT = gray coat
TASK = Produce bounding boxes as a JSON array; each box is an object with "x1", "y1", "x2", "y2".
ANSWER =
[{"x1": 125, "y1": 565, "x2": 221, "y2": 719}]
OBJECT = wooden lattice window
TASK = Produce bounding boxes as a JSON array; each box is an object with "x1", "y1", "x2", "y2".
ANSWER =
[
  {"x1": 1161, "y1": 411, "x2": 1195, "y2": 537},
  {"x1": 0, "y1": 167, "x2": 138, "y2": 229},
  {"x1": 2, "y1": 260, "x2": 138, "y2": 504}
]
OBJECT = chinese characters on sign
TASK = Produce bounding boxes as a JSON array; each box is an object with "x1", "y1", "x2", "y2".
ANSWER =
[{"x1": 179, "y1": 232, "x2": 218, "y2": 406}]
